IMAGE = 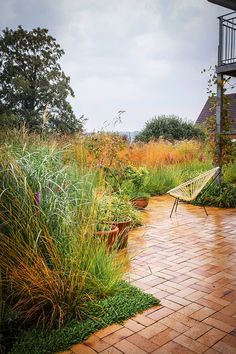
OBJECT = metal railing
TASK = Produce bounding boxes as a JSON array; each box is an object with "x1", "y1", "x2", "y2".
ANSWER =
[{"x1": 218, "y1": 12, "x2": 236, "y2": 66}]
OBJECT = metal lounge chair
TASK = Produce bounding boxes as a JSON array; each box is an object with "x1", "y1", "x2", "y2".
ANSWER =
[{"x1": 167, "y1": 167, "x2": 220, "y2": 217}]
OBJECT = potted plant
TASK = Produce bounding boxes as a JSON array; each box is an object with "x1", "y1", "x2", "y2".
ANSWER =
[
  {"x1": 97, "y1": 194, "x2": 140, "y2": 249},
  {"x1": 107, "y1": 196, "x2": 133, "y2": 249},
  {"x1": 130, "y1": 192, "x2": 150, "y2": 209},
  {"x1": 94, "y1": 222, "x2": 119, "y2": 249},
  {"x1": 122, "y1": 166, "x2": 150, "y2": 209}
]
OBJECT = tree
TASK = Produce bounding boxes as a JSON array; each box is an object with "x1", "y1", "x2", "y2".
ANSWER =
[
  {"x1": 0, "y1": 26, "x2": 84, "y2": 133},
  {"x1": 135, "y1": 115, "x2": 204, "y2": 143}
]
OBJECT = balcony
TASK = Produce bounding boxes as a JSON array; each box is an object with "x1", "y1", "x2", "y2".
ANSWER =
[{"x1": 217, "y1": 12, "x2": 236, "y2": 76}]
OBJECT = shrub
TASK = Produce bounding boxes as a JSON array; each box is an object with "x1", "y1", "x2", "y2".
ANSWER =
[
  {"x1": 96, "y1": 194, "x2": 141, "y2": 225},
  {"x1": 83, "y1": 132, "x2": 126, "y2": 167},
  {"x1": 223, "y1": 158, "x2": 236, "y2": 184},
  {"x1": 121, "y1": 166, "x2": 150, "y2": 199},
  {"x1": 135, "y1": 115, "x2": 205, "y2": 143},
  {"x1": 195, "y1": 182, "x2": 236, "y2": 208}
]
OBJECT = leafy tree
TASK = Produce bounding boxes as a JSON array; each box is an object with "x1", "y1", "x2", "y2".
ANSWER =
[
  {"x1": 135, "y1": 115, "x2": 204, "y2": 142},
  {"x1": 0, "y1": 26, "x2": 84, "y2": 133}
]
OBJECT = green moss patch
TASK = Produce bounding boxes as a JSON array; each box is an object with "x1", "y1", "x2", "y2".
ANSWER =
[{"x1": 11, "y1": 281, "x2": 159, "y2": 354}]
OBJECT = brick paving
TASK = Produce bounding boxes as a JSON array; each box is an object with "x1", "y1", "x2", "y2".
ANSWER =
[{"x1": 58, "y1": 196, "x2": 236, "y2": 354}]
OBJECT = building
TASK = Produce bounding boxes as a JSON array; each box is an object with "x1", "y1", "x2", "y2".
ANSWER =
[
  {"x1": 196, "y1": 93, "x2": 236, "y2": 140},
  {"x1": 207, "y1": 0, "x2": 236, "y2": 167}
]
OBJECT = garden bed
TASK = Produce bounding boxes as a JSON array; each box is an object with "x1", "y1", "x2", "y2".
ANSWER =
[{"x1": 1, "y1": 133, "x2": 235, "y2": 354}]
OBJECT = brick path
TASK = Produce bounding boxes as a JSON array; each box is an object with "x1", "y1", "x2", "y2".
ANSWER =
[{"x1": 59, "y1": 196, "x2": 236, "y2": 354}]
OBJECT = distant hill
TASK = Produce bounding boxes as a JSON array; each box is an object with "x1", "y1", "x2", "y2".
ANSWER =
[
  {"x1": 116, "y1": 131, "x2": 139, "y2": 142},
  {"x1": 86, "y1": 130, "x2": 140, "y2": 142}
]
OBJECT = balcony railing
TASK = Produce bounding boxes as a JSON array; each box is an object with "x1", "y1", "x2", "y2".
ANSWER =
[{"x1": 218, "y1": 12, "x2": 236, "y2": 66}]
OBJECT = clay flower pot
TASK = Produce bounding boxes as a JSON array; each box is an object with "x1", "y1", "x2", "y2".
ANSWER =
[
  {"x1": 131, "y1": 197, "x2": 149, "y2": 209},
  {"x1": 111, "y1": 218, "x2": 132, "y2": 249},
  {"x1": 94, "y1": 225, "x2": 119, "y2": 249}
]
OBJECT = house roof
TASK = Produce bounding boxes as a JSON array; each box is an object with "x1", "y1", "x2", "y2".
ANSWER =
[
  {"x1": 196, "y1": 93, "x2": 236, "y2": 130},
  {"x1": 208, "y1": 0, "x2": 236, "y2": 11}
]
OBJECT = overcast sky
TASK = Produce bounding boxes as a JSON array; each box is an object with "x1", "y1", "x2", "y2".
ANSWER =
[{"x1": 0, "y1": 0, "x2": 230, "y2": 132}]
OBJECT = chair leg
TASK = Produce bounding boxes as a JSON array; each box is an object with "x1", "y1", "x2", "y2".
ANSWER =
[
  {"x1": 203, "y1": 205, "x2": 208, "y2": 216},
  {"x1": 170, "y1": 199, "x2": 177, "y2": 218},
  {"x1": 175, "y1": 198, "x2": 179, "y2": 213}
]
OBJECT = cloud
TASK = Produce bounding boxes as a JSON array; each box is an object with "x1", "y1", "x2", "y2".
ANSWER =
[{"x1": 0, "y1": 0, "x2": 230, "y2": 131}]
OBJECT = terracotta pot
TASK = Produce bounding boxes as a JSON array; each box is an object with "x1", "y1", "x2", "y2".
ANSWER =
[
  {"x1": 94, "y1": 225, "x2": 119, "y2": 249},
  {"x1": 131, "y1": 197, "x2": 149, "y2": 209},
  {"x1": 111, "y1": 218, "x2": 132, "y2": 249}
]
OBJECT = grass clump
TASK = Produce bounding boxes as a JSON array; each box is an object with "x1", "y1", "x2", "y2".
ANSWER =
[
  {"x1": 143, "y1": 161, "x2": 211, "y2": 196},
  {"x1": 144, "y1": 166, "x2": 181, "y2": 195},
  {"x1": 11, "y1": 281, "x2": 159, "y2": 354}
]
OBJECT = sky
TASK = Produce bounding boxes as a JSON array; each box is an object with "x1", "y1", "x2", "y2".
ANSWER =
[{"x1": 0, "y1": 0, "x2": 230, "y2": 132}]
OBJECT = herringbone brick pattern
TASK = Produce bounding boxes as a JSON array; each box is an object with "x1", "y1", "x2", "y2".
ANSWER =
[{"x1": 58, "y1": 196, "x2": 236, "y2": 354}]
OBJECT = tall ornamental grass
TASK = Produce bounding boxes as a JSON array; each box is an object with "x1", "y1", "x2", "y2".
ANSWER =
[
  {"x1": 117, "y1": 140, "x2": 212, "y2": 195},
  {"x1": 0, "y1": 146, "x2": 128, "y2": 329},
  {"x1": 67, "y1": 137, "x2": 212, "y2": 197},
  {"x1": 143, "y1": 161, "x2": 212, "y2": 195},
  {"x1": 119, "y1": 140, "x2": 209, "y2": 168}
]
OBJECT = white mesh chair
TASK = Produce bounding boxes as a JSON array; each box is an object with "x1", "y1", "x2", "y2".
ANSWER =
[{"x1": 167, "y1": 167, "x2": 220, "y2": 217}]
